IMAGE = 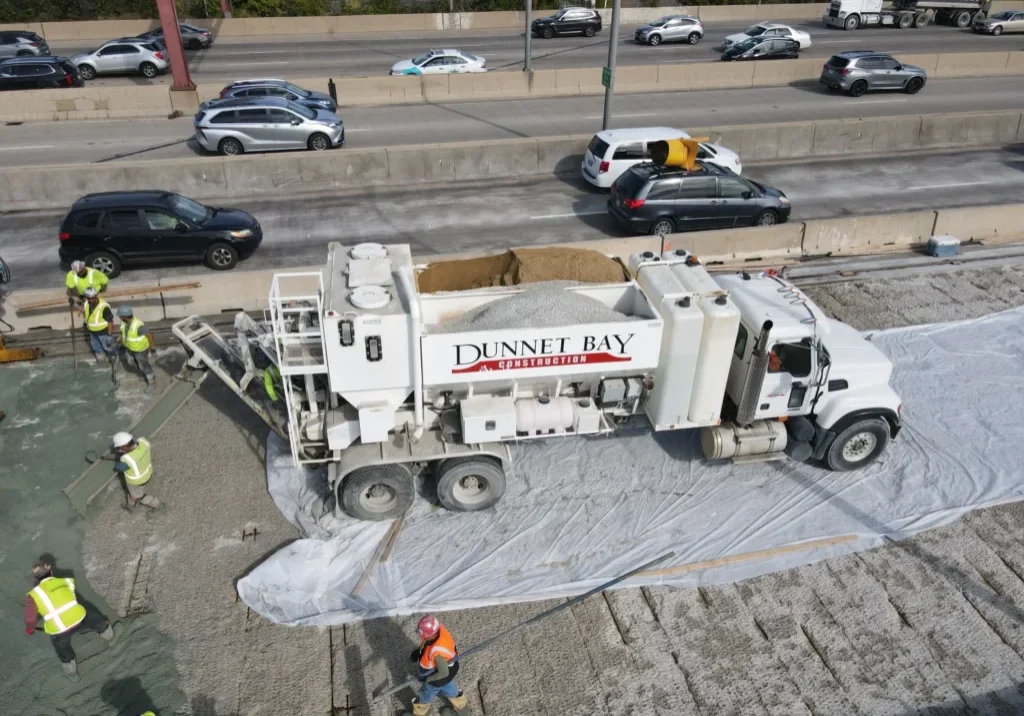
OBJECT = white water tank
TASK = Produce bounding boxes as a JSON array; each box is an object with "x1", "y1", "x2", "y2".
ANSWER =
[
  {"x1": 635, "y1": 263, "x2": 704, "y2": 430},
  {"x1": 670, "y1": 261, "x2": 741, "y2": 425},
  {"x1": 515, "y1": 396, "x2": 575, "y2": 434}
]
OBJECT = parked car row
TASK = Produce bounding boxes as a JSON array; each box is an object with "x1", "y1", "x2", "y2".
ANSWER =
[{"x1": 0, "y1": 23, "x2": 212, "y2": 90}]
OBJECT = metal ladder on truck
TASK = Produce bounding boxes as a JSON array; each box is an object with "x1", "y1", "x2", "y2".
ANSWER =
[{"x1": 267, "y1": 271, "x2": 333, "y2": 466}]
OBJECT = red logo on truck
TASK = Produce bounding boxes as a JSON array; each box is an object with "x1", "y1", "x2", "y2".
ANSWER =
[{"x1": 451, "y1": 334, "x2": 635, "y2": 374}]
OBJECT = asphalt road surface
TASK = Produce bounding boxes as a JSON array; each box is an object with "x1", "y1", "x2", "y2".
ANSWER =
[
  {"x1": 3, "y1": 147, "x2": 1022, "y2": 290},
  {"x1": 1, "y1": 77, "x2": 1020, "y2": 167},
  {"x1": 48, "y1": 19, "x2": 1021, "y2": 86}
]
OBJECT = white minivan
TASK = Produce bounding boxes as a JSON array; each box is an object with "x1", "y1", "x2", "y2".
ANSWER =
[{"x1": 581, "y1": 127, "x2": 742, "y2": 189}]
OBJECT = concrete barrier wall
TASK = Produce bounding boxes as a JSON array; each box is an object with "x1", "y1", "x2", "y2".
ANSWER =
[
  {"x1": 0, "y1": 110, "x2": 1020, "y2": 212},
  {"x1": 0, "y1": 84, "x2": 174, "y2": 122},
  {"x1": 4, "y1": 51, "x2": 1024, "y2": 122},
  {"x1": 6, "y1": 201, "x2": 1024, "y2": 335},
  {"x1": 20, "y1": 2, "x2": 1024, "y2": 41}
]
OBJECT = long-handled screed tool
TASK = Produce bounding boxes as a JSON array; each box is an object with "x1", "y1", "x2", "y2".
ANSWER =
[{"x1": 373, "y1": 550, "x2": 675, "y2": 702}]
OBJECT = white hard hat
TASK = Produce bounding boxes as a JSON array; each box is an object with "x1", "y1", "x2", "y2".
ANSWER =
[
  {"x1": 71, "y1": 260, "x2": 85, "y2": 271},
  {"x1": 84, "y1": 287, "x2": 98, "y2": 298},
  {"x1": 111, "y1": 432, "x2": 134, "y2": 449}
]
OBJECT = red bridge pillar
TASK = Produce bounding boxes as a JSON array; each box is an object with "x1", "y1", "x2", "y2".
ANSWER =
[{"x1": 155, "y1": 0, "x2": 194, "y2": 90}]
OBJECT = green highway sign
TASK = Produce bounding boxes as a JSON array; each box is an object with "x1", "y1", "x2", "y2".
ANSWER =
[{"x1": 602, "y1": 67, "x2": 612, "y2": 88}]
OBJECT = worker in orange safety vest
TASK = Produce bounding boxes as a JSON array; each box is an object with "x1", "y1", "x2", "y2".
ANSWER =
[{"x1": 408, "y1": 615, "x2": 468, "y2": 715}]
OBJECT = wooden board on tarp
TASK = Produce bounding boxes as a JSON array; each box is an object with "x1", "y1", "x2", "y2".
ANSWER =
[{"x1": 63, "y1": 376, "x2": 203, "y2": 513}]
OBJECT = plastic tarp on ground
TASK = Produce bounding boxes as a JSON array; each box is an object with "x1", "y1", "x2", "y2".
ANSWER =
[{"x1": 237, "y1": 307, "x2": 1024, "y2": 626}]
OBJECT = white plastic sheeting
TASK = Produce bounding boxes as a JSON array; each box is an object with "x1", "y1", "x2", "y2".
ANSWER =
[{"x1": 237, "y1": 307, "x2": 1024, "y2": 626}]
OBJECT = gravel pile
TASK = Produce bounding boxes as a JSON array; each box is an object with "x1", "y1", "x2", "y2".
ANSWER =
[{"x1": 436, "y1": 283, "x2": 638, "y2": 333}]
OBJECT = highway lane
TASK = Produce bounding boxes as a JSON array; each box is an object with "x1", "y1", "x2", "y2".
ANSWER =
[
  {"x1": 3, "y1": 147, "x2": 1022, "y2": 290},
  {"x1": 1, "y1": 77, "x2": 1020, "y2": 167},
  {"x1": 47, "y1": 19, "x2": 1021, "y2": 86}
]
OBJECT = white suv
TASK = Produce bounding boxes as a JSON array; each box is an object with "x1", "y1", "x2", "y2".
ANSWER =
[
  {"x1": 72, "y1": 39, "x2": 170, "y2": 80},
  {"x1": 582, "y1": 127, "x2": 742, "y2": 189}
]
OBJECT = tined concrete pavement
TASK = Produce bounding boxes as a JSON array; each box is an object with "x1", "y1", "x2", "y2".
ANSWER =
[{"x1": 73, "y1": 262, "x2": 1024, "y2": 716}]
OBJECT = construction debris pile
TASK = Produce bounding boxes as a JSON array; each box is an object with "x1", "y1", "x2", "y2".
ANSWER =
[{"x1": 237, "y1": 306, "x2": 1024, "y2": 626}]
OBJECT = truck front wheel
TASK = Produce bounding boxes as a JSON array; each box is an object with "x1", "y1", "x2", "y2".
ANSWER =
[
  {"x1": 844, "y1": 14, "x2": 859, "y2": 30},
  {"x1": 434, "y1": 457, "x2": 507, "y2": 512},
  {"x1": 825, "y1": 418, "x2": 890, "y2": 471},
  {"x1": 340, "y1": 464, "x2": 414, "y2": 520}
]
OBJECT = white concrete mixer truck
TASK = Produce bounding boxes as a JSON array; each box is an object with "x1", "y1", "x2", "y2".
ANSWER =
[{"x1": 174, "y1": 242, "x2": 902, "y2": 521}]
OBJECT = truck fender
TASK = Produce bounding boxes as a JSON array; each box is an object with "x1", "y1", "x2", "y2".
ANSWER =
[{"x1": 810, "y1": 408, "x2": 901, "y2": 461}]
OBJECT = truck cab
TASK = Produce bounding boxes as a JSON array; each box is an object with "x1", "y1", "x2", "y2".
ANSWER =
[{"x1": 718, "y1": 271, "x2": 902, "y2": 469}]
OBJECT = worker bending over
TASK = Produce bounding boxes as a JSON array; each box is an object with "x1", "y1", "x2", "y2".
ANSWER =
[
  {"x1": 113, "y1": 431, "x2": 162, "y2": 510},
  {"x1": 65, "y1": 260, "x2": 108, "y2": 305},
  {"x1": 82, "y1": 287, "x2": 116, "y2": 365},
  {"x1": 117, "y1": 305, "x2": 156, "y2": 388},
  {"x1": 24, "y1": 559, "x2": 115, "y2": 681},
  {"x1": 409, "y1": 615, "x2": 467, "y2": 715}
]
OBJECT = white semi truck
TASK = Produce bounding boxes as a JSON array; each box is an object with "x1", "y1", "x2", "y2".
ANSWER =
[
  {"x1": 174, "y1": 243, "x2": 903, "y2": 521},
  {"x1": 823, "y1": 0, "x2": 991, "y2": 29}
]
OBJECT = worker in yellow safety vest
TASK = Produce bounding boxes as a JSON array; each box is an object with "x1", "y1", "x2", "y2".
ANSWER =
[
  {"x1": 82, "y1": 287, "x2": 116, "y2": 365},
  {"x1": 24, "y1": 559, "x2": 116, "y2": 681},
  {"x1": 113, "y1": 431, "x2": 162, "y2": 510},
  {"x1": 117, "y1": 305, "x2": 156, "y2": 388},
  {"x1": 263, "y1": 363, "x2": 282, "y2": 402},
  {"x1": 65, "y1": 260, "x2": 109, "y2": 305}
]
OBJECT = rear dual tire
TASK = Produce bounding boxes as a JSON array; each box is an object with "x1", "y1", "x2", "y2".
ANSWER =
[{"x1": 339, "y1": 457, "x2": 507, "y2": 520}]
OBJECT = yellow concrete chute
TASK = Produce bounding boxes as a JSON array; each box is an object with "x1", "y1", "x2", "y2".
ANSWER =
[{"x1": 649, "y1": 137, "x2": 710, "y2": 170}]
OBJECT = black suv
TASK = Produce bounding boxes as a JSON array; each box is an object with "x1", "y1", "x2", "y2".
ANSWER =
[
  {"x1": 0, "y1": 56, "x2": 83, "y2": 91},
  {"x1": 608, "y1": 164, "x2": 791, "y2": 236},
  {"x1": 531, "y1": 7, "x2": 603, "y2": 38},
  {"x1": 58, "y1": 191, "x2": 263, "y2": 277}
]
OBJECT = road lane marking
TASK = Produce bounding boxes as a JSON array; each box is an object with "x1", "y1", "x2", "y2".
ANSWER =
[
  {"x1": 530, "y1": 209, "x2": 606, "y2": 220},
  {"x1": 850, "y1": 99, "x2": 910, "y2": 104},
  {"x1": 345, "y1": 128, "x2": 372, "y2": 132},
  {"x1": 908, "y1": 181, "x2": 992, "y2": 190},
  {"x1": 584, "y1": 112, "x2": 660, "y2": 119},
  {"x1": 0, "y1": 145, "x2": 56, "y2": 151},
  {"x1": 207, "y1": 61, "x2": 290, "y2": 66}
]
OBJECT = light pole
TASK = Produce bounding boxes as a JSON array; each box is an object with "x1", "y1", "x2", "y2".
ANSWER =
[
  {"x1": 601, "y1": 0, "x2": 621, "y2": 130},
  {"x1": 524, "y1": 0, "x2": 532, "y2": 72}
]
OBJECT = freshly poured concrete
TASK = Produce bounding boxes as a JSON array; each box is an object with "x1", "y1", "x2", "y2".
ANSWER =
[{"x1": 3, "y1": 262, "x2": 1023, "y2": 716}]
